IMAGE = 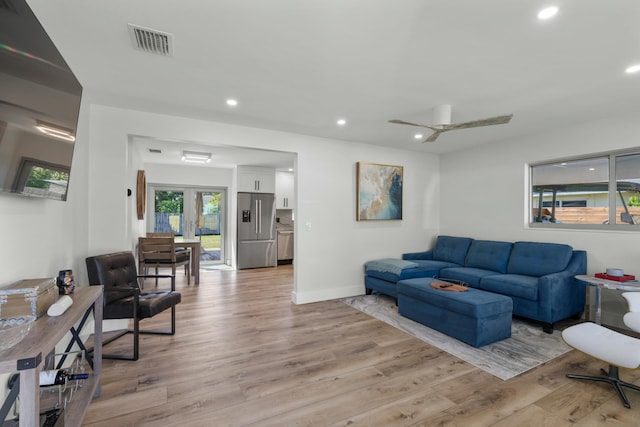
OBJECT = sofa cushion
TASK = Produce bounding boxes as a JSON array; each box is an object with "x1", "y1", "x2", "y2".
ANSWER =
[
  {"x1": 365, "y1": 268, "x2": 432, "y2": 283},
  {"x1": 478, "y1": 274, "x2": 539, "y2": 301},
  {"x1": 439, "y1": 267, "x2": 502, "y2": 288},
  {"x1": 432, "y1": 236, "x2": 473, "y2": 265},
  {"x1": 507, "y1": 242, "x2": 573, "y2": 277},
  {"x1": 412, "y1": 259, "x2": 460, "y2": 273},
  {"x1": 464, "y1": 240, "x2": 513, "y2": 273},
  {"x1": 365, "y1": 258, "x2": 418, "y2": 276},
  {"x1": 365, "y1": 258, "x2": 431, "y2": 283}
]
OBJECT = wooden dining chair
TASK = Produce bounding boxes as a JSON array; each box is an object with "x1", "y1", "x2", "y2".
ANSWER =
[
  {"x1": 147, "y1": 231, "x2": 187, "y2": 254},
  {"x1": 138, "y1": 236, "x2": 191, "y2": 286}
]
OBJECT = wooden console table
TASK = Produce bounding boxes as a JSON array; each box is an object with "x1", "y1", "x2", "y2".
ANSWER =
[{"x1": 0, "y1": 285, "x2": 103, "y2": 427}]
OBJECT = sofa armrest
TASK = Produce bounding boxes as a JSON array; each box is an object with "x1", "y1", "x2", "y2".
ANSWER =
[
  {"x1": 402, "y1": 250, "x2": 434, "y2": 261},
  {"x1": 537, "y1": 250, "x2": 587, "y2": 319}
]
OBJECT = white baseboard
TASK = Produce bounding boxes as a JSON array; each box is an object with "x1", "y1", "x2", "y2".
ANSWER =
[{"x1": 291, "y1": 284, "x2": 364, "y2": 304}]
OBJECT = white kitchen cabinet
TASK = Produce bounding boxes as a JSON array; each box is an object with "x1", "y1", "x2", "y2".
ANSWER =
[
  {"x1": 275, "y1": 171, "x2": 294, "y2": 209},
  {"x1": 237, "y1": 166, "x2": 275, "y2": 193}
]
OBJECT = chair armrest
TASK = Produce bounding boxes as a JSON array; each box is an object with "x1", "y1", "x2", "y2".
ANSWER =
[
  {"x1": 624, "y1": 312, "x2": 640, "y2": 333},
  {"x1": 104, "y1": 286, "x2": 139, "y2": 294},
  {"x1": 622, "y1": 292, "x2": 640, "y2": 312},
  {"x1": 137, "y1": 274, "x2": 177, "y2": 291}
]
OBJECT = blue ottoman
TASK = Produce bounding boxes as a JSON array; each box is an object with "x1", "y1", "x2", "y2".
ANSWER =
[{"x1": 397, "y1": 277, "x2": 513, "y2": 347}]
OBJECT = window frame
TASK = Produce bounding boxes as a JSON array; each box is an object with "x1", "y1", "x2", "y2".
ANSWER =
[{"x1": 528, "y1": 147, "x2": 640, "y2": 231}]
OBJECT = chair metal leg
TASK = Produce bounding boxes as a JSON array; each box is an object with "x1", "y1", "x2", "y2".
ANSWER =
[{"x1": 567, "y1": 365, "x2": 640, "y2": 408}]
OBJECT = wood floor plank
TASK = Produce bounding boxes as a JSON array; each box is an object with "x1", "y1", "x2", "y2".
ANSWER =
[{"x1": 82, "y1": 265, "x2": 637, "y2": 426}]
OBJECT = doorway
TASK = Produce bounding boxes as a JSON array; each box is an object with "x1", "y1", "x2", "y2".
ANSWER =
[{"x1": 147, "y1": 185, "x2": 226, "y2": 266}]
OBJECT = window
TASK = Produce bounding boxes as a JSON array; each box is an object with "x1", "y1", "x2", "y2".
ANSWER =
[
  {"x1": 530, "y1": 149, "x2": 640, "y2": 228},
  {"x1": 13, "y1": 158, "x2": 70, "y2": 201}
]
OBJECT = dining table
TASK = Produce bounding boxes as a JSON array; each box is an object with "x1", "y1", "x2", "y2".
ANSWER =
[{"x1": 175, "y1": 238, "x2": 201, "y2": 284}]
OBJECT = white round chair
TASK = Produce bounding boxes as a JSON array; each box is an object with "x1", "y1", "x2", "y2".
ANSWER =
[{"x1": 562, "y1": 292, "x2": 640, "y2": 408}]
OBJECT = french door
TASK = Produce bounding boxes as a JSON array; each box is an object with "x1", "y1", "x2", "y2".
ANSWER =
[{"x1": 147, "y1": 185, "x2": 226, "y2": 265}]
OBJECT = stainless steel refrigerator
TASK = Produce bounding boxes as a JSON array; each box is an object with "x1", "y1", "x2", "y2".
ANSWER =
[{"x1": 237, "y1": 192, "x2": 277, "y2": 269}]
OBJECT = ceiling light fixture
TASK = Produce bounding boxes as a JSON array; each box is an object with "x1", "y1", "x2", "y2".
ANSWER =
[
  {"x1": 226, "y1": 98, "x2": 238, "y2": 107},
  {"x1": 35, "y1": 120, "x2": 75, "y2": 142},
  {"x1": 337, "y1": 119, "x2": 346, "y2": 126},
  {"x1": 625, "y1": 64, "x2": 640, "y2": 74},
  {"x1": 181, "y1": 151, "x2": 211, "y2": 164},
  {"x1": 414, "y1": 133, "x2": 423, "y2": 140},
  {"x1": 537, "y1": 6, "x2": 558, "y2": 20}
]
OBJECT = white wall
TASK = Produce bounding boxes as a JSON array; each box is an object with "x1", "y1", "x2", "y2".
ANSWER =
[{"x1": 85, "y1": 105, "x2": 440, "y2": 304}]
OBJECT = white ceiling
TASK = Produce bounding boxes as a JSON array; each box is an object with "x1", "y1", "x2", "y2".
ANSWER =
[{"x1": 27, "y1": 0, "x2": 640, "y2": 168}]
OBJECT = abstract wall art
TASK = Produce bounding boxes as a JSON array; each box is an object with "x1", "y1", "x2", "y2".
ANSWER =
[{"x1": 356, "y1": 162, "x2": 403, "y2": 221}]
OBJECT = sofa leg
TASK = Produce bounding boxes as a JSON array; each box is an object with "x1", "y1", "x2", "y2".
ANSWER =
[
  {"x1": 543, "y1": 322, "x2": 554, "y2": 334},
  {"x1": 365, "y1": 288, "x2": 372, "y2": 295}
]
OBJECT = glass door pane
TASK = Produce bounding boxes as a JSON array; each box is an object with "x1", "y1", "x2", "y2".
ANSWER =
[
  {"x1": 194, "y1": 190, "x2": 225, "y2": 265},
  {"x1": 152, "y1": 188, "x2": 185, "y2": 236}
]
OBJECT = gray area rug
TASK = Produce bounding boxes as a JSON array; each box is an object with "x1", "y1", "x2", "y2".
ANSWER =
[{"x1": 342, "y1": 294, "x2": 571, "y2": 380}]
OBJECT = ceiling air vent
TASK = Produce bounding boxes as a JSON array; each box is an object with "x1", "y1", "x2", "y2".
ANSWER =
[
  {"x1": 148, "y1": 149, "x2": 162, "y2": 154},
  {"x1": 128, "y1": 24, "x2": 173, "y2": 56}
]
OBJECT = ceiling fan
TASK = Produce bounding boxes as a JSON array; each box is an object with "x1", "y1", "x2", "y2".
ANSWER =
[{"x1": 389, "y1": 105, "x2": 513, "y2": 143}]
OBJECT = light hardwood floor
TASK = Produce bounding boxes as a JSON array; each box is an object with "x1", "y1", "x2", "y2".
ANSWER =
[{"x1": 83, "y1": 265, "x2": 640, "y2": 426}]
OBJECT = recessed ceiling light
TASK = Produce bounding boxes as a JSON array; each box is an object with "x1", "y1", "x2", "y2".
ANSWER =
[
  {"x1": 414, "y1": 134, "x2": 423, "y2": 139},
  {"x1": 589, "y1": 167, "x2": 595, "y2": 171},
  {"x1": 537, "y1": 6, "x2": 558, "y2": 20},
  {"x1": 337, "y1": 119, "x2": 346, "y2": 126},
  {"x1": 625, "y1": 64, "x2": 640, "y2": 74},
  {"x1": 226, "y1": 98, "x2": 238, "y2": 107}
]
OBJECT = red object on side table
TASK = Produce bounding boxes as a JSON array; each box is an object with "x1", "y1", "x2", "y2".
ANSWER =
[{"x1": 594, "y1": 273, "x2": 636, "y2": 282}]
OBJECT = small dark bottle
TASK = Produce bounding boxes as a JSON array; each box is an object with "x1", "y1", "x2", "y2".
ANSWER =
[{"x1": 39, "y1": 369, "x2": 89, "y2": 386}]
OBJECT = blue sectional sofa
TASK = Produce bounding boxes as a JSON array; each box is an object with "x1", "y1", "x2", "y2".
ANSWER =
[{"x1": 364, "y1": 235, "x2": 587, "y2": 333}]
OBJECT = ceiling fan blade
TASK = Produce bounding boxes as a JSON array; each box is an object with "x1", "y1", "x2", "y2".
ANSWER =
[
  {"x1": 388, "y1": 119, "x2": 437, "y2": 131},
  {"x1": 442, "y1": 114, "x2": 513, "y2": 131},
  {"x1": 424, "y1": 131, "x2": 441, "y2": 142}
]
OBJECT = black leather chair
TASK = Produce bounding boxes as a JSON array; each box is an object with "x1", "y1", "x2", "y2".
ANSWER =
[{"x1": 86, "y1": 251, "x2": 181, "y2": 361}]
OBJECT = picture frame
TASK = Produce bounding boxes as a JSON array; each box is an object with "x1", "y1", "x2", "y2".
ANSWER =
[{"x1": 356, "y1": 162, "x2": 403, "y2": 221}]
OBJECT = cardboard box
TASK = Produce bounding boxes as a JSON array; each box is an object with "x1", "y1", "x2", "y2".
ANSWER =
[{"x1": 0, "y1": 278, "x2": 58, "y2": 319}]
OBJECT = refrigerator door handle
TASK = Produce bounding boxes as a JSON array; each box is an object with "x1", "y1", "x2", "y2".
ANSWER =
[
  {"x1": 258, "y1": 199, "x2": 262, "y2": 234},
  {"x1": 255, "y1": 199, "x2": 258, "y2": 234}
]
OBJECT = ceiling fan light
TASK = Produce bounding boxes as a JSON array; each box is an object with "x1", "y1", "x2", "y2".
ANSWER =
[{"x1": 538, "y1": 6, "x2": 558, "y2": 20}]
